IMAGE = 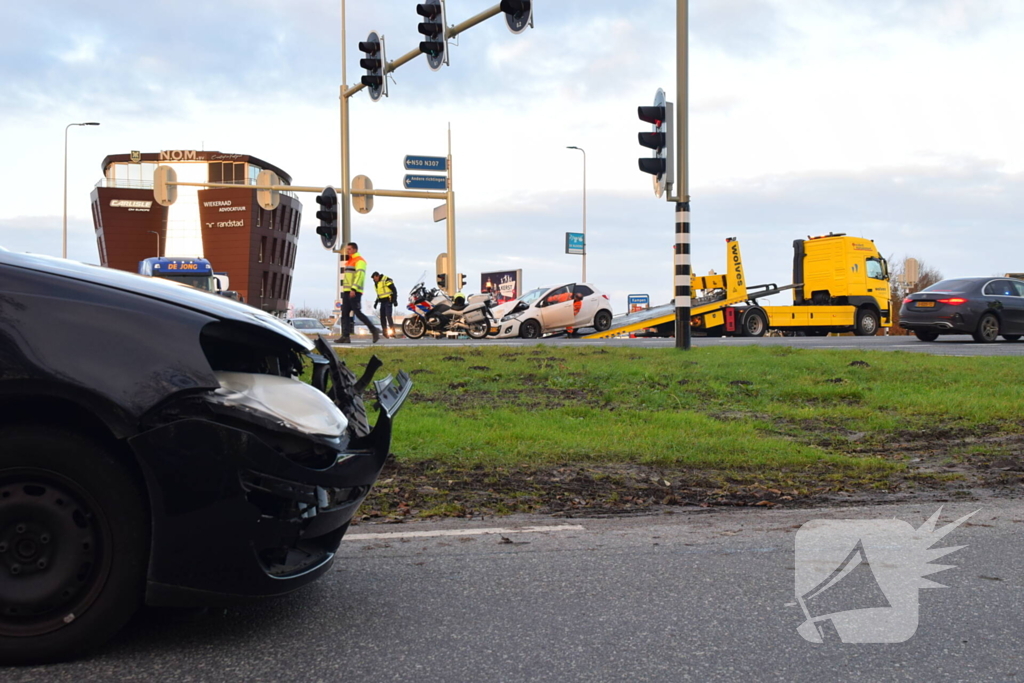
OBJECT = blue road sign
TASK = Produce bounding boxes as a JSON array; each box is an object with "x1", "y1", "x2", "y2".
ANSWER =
[
  {"x1": 404, "y1": 155, "x2": 447, "y2": 172},
  {"x1": 566, "y1": 232, "x2": 585, "y2": 255},
  {"x1": 627, "y1": 294, "x2": 650, "y2": 310},
  {"x1": 404, "y1": 174, "x2": 447, "y2": 190}
]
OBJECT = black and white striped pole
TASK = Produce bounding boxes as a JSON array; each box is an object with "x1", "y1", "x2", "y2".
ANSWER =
[{"x1": 674, "y1": 202, "x2": 691, "y2": 349}]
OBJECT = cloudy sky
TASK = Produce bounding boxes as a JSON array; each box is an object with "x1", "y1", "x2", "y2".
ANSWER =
[{"x1": 2, "y1": 0, "x2": 1022, "y2": 314}]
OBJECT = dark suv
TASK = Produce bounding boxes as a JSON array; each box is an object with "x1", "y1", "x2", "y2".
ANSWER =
[{"x1": 0, "y1": 249, "x2": 410, "y2": 663}]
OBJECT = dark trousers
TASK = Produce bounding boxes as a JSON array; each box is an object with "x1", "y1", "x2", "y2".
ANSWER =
[
  {"x1": 379, "y1": 301, "x2": 395, "y2": 335},
  {"x1": 341, "y1": 292, "x2": 378, "y2": 337}
]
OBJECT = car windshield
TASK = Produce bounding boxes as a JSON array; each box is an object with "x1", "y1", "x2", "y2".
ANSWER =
[
  {"x1": 291, "y1": 319, "x2": 322, "y2": 330},
  {"x1": 922, "y1": 279, "x2": 975, "y2": 293},
  {"x1": 518, "y1": 288, "x2": 547, "y2": 306}
]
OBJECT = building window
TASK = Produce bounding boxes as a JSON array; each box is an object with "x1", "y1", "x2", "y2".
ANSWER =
[
  {"x1": 259, "y1": 236, "x2": 266, "y2": 263},
  {"x1": 261, "y1": 272, "x2": 267, "y2": 298}
]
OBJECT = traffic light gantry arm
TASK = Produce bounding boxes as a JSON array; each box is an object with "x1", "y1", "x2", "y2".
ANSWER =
[{"x1": 343, "y1": 3, "x2": 502, "y2": 98}]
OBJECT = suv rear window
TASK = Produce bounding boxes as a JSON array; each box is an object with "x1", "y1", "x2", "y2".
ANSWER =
[{"x1": 923, "y1": 279, "x2": 975, "y2": 292}]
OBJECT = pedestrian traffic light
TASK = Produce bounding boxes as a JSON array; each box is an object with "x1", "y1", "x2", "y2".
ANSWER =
[
  {"x1": 500, "y1": 0, "x2": 533, "y2": 34},
  {"x1": 458, "y1": 273, "x2": 466, "y2": 291},
  {"x1": 416, "y1": 0, "x2": 447, "y2": 71},
  {"x1": 436, "y1": 273, "x2": 447, "y2": 289},
  {"x1": 638, "y1": 88, "x2": 675, "y2": 199},
  {"x1": 315, "y1": 187, "x2": 339, "y2": 250},
  {"x1": 358, "y1": 31, "x2": 387, "y2": 102}
]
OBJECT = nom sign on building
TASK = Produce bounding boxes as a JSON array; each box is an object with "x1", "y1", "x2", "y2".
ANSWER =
[{"x1": 90, "y1": 150, "x2": 302, "y2": 314}]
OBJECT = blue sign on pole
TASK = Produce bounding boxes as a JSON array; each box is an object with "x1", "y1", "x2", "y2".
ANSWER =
[
  {"x1": 404, "y1": 174, "x2": 447, "y2": 190},
  {"x1": 627, "y1": 294, "x2": 650, "y2": 312},
  {"x1": 404, "y1": 155, "x2": 448, "y2": 172},
  {"x1": 566, "y1": 232, "x2": 585, "y2": 255}
]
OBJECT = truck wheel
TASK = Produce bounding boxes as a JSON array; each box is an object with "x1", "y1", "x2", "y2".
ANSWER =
[
  {"x1": 854, "y1": 308, "x2": 879, "y2": 336},
  {"x1": 0, "y1": 427, "x2": 147, "y2": 665},
  {"x1": 972, "y1": 313, "x2": 1000, "y2": 343},
  {"x1": 402, "y1": 316, "x2": 426, "y2": 339},
  {"x1": 740, "y1": 309, "x2": 768, "y2": 337},
  {"x1": 914, "y1": 331, "x2": 939, "y2": 342},
  {"x1": 519, "y1": 319, "x2": 542, "y2": 339},
  {"x1": 593, "y1": 310, "x2": 612, "y2": 332}
]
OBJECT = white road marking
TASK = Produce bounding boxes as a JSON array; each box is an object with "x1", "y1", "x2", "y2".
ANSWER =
[{"x1": 345, "y1": 524, "x2": 586, "y2": 541}]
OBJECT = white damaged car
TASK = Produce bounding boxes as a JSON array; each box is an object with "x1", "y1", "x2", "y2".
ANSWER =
[{"x1": 490, "y1": 283, "x2": 613, "y2": 339}]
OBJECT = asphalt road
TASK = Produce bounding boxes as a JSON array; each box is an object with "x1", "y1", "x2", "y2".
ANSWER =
[
  {"x1": 344, "y1": 334, "x2": 1024, "y2": 357},
  {"x1": 8, "y1": 501, "x2": 1023, "y2": 682}
]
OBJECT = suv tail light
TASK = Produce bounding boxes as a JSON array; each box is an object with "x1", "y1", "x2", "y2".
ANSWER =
[{"x1": 937, "y1": 297, "x2": 967, "y2": 305}]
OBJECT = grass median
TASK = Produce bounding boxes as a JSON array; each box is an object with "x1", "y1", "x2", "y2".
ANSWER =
[{"x1": 323, "y1": 344, "x2": 1024, "y2": 518}]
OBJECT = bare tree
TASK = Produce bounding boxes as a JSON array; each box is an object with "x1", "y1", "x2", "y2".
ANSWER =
[{"x1": 888, "y1": 256, "x2": 943, "y2": 334}]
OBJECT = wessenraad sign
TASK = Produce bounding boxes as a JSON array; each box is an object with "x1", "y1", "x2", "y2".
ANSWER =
[{"x1": 197, "y1": 188, "x2": 252, "y2": 231}]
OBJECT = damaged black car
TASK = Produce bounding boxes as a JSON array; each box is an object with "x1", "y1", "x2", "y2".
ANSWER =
[{"x1": 0, "y1": 248, "x2": 411, "y2": 664}]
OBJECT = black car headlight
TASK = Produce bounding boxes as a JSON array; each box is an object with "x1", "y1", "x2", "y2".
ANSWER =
[{"x1": 205, "y1": 371, "x2": 348, "y2": 439}]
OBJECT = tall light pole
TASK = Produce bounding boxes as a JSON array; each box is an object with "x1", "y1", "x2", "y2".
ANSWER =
[
  {"x1": 566, "y1": 146, "x2": 586, "y2": 282},
  {"x1": 147, "y1": 230, "x2": 161, "y2": 257},
  {"x1": 63, "y1": 122, "x2": 100, "y2": 259}
]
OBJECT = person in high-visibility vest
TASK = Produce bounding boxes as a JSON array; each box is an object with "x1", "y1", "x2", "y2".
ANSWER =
[
  {"x1": 339, "y1": 242, "x2": 380, "y2": 344},
  {"x1": 372, "y1": 272, "x2": 398, "y2": 338}
]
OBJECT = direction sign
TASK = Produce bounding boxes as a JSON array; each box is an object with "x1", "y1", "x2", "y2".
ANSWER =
[
  {"x1": 404, "y1": 174, "x2": 447, "y2": 190},
  {"x1": 404, "y1": 155, "x2": 447, "y2": 172},
  {"x1": 566, "y1": 232, "x2": 585, "y2": 255}
]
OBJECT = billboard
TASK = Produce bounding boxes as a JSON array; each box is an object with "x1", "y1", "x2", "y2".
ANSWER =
[
  {"x1": 481, "y1": 269, "x2": 523, "y2": 304},
  {"x1": 566, "y1": 232, "x2": 585, "y2": 255}
]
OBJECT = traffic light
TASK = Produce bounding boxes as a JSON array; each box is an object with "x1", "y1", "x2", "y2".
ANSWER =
[
  {"x1": 315, "y1": 187, "x2": 338, "y2": 250},
  {"x1": 436, "y1": 273, "x2": 447, "y2": 289},
  {"x1": 416, "y1": 0, "x2": 447, "y2": 71},
  {"x1": 637, "y1": 88, "x2": 675, "y2": 198},
  {"x1": 500, "y1": 0, "x2": 533, "y2": 34},
  {"x1": 458, "y1": 273, "x2": 466, "y2": 291},
  {"x1": 358, "y1": 31, "x2": 387, "y2": 102}
]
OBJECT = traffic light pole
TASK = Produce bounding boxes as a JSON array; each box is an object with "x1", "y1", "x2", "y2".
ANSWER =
[
  {"x1": 445, "y1": 126, "x2": 457, "y2": 296},
  {"x1": 673, "y1": 0, "x2": 691, "y2": 350}
]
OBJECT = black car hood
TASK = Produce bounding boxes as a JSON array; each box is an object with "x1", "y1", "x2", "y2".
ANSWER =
[{"x1": 0, "y1": 248, "x2": 312, "y2": 351}]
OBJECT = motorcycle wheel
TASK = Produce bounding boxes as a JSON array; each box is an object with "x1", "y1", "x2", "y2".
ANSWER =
[
  {"x1": 467, "y1": 322, "x2": 489, "y2": 339},
  {"x1": 403, "y1": 316, "x2": 426, "y2": 339}
]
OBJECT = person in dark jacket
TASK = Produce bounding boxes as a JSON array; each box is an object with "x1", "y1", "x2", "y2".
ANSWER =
[{"x1": 372, "y1": 272, "x2": 398, "y2": 338}]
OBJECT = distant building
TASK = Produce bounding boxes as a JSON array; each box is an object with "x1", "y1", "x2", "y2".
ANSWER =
[{"x1": 90, "y1": 150, "x2": 302, "y2": 315}]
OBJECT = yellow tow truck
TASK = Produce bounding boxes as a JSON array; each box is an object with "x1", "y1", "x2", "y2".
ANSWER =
[{"x1": 585, "y1": 233, "x2": 891, "y2": 338}]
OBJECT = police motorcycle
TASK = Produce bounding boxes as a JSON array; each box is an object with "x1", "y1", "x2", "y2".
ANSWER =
[{"x1": 402, "y1": 275, "x2": 495, "y2": 340}]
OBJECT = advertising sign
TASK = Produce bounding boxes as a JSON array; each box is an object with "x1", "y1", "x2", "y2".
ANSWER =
[
  {"x1": 566, "y1": 232, "x2": 585, "y2": 255},
  {"x1": 481, "y1": 269, "x2": 523, "y2": 304},
  {"x1": 627, "y1": 294, "x2": 650, "y2": 313}
]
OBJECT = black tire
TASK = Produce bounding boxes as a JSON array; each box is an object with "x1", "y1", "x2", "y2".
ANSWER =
[
  {"x1": 1003, "y1": 335, "x2": 1021, "y2": 342},
  {"x1": 402, "y1": 316, "x2": 426, "y2": 340},
  {"x1": 914, "y1": 331, "x2": 939, "y2": 342},
  {"x1": 740, "y1": 309, "x2": 768, "y2": 337},
  {"x1": 466, "y1": 321, "x2": 489, "y2": 339},
  {"x1": 519, "y1": 319, "x2": 542, "y2": 339},
  {"x1": 592, "y1": 309, "x2": 613, "y2": 332},
  {"x1": 854, "y1": 308, "x2": 879, "y2": 336},
  {"x1": 973, "y1": 313, "x2": 1000, "y2": 343},
  {"x1": 0, "y1": 427, "x2": 147, "y2": 665}
]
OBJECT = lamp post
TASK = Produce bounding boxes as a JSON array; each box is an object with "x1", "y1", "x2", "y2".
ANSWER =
[
  {"x1": 63, "y1": 122, "x2": 100, "y2": 259},
  {"x1": 566, "y1": 146, "x2": 586, "y2": 282},
  {"x1": 147, "y1": 230, "x2": 161, "y2": 257}
]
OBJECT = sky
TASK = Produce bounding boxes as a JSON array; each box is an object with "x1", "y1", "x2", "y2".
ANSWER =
[{"x1": 2, "y1": 0, "x2": 1023, "y2": 315}]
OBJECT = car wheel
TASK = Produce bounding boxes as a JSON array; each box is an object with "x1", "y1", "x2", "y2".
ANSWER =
[
  {"x1": 854, "y1": 308, "x2": 879, "y2": 336},
  {"x1": 914, "y1": 331, "x2": 939, "y2": 342},
  {"x1": 402, "y1": 316, "x2": 426, "y2": 339},
  {"x1": 593, "y1": 310, "x2": 613, "y2": 332},
  {"x1": 519, "y1": 319, "x2": 542, "y2": 339},
  {"x1": 0, "y1": 427, "x2": 147, "y2": 665},
  {"x1": 466, "y1": 322, "x2": 489, "y2": 339},
  {"x1": 740, "y1": 309, "x2": 768, "y2": 337},
  {"x1": 973, "y1": 313, "x2": 1000, "y2": 343},
  {"x1": 1003, "y1": 335, "x2": 1021, "y2": 342}
]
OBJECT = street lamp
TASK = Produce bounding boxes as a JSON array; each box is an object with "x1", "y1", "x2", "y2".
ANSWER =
[
  {"x1": 63, "y1": 122, "x2": 100, "y2": 259},
  {"x1": 566, "y1": 146, "x2": 586, "y2": 282},
  {"x1": 147, "y1": 230, "x2": 161, "y2": 257}
]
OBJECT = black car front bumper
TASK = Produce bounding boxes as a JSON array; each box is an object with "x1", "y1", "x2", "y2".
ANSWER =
[{"x1": 129, "y1": 355, "x2": 411, "y2": 606}]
